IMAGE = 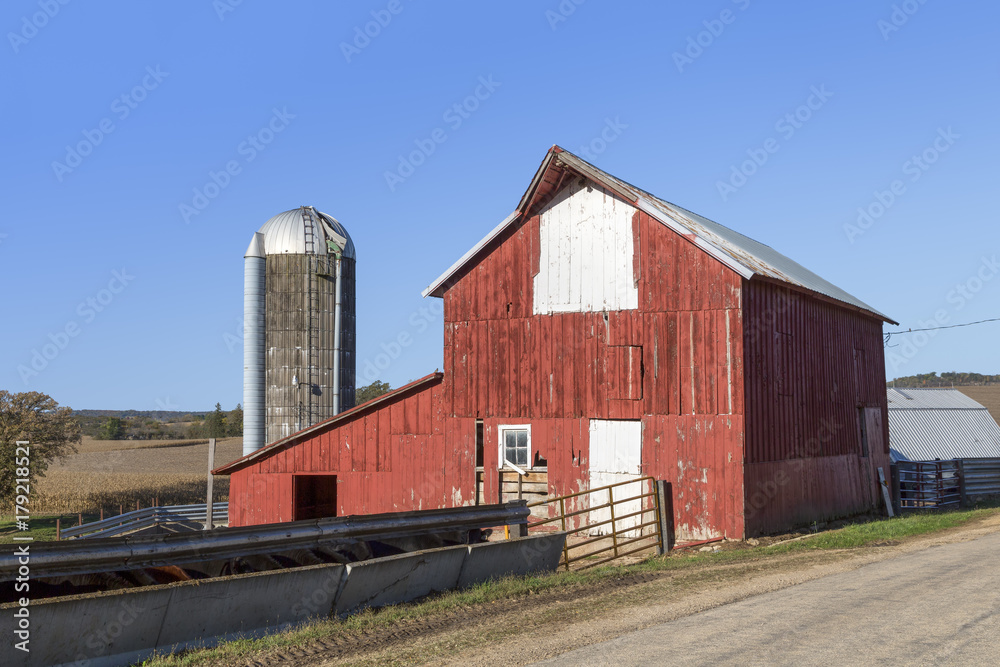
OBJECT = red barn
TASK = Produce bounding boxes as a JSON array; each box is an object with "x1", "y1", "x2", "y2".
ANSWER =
[{"x1": 215, "y1": 147, "x2": 896, "y2": 539}]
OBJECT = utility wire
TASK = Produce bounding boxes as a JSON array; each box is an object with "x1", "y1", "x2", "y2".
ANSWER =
[{"x1": 884, "y1": 316, "x2": 1000, "y2": 347}]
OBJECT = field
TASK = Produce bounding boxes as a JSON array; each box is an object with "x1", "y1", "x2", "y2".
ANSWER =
[
  {"x1": 956, "y1": 385, "x2": 1000, "y2": 427},
  {"x1": 23, "y1": 436, "x2": 244, "y2": 515}
]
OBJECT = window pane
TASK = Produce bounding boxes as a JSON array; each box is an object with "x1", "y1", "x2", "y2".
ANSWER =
[
  {"x1": 504, "y1": 431, "x2": 517, "y2": 463},
  {"x1": 503, "y1": 429, "x2": 529, "y2": 467}
]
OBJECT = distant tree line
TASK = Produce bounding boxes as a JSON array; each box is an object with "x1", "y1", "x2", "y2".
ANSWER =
[
  {"x1": 84, "y1": 404, "x2": 244, "y2": 440},
  {"x1": 74, "y1": 382, "x2": 398, "y2": 442},
  {"x1": 888, "y1": 372, "x2": 1000, "y2": 388}
]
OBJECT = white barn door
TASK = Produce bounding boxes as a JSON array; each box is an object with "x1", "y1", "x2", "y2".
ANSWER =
[{"x1": 588, "y1": 420, "x2": 643, "y2": 536}]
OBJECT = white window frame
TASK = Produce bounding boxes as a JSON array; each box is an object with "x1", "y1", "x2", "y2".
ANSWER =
[{"x1": 498, "y1": 424, "x2": 532, "y2": 471}]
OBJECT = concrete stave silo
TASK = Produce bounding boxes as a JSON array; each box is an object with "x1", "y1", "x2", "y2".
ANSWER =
[{"x1": 243, "y1": 206, "x2": 356, "y2": 456}]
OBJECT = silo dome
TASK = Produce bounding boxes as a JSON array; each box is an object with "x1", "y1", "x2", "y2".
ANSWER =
[
  {"x1": 242, "y1": 206, "x2": 357, "y2": 456},
  {"x1": 256, "y1": 208, "x2": 356, "y2": 258}
]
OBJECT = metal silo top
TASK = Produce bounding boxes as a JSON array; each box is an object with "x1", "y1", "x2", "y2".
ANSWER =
[{"x1": 256, "y1": 207, "x2": 356, "y2": 258}]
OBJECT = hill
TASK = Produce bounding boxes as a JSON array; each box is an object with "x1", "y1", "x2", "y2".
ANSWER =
[
  {"x1": 887, "y1": 372, "x2": 1000, "y2": 388},
  {"x1": 72, "y1": 409, "x2": 209, "y2": 420}
]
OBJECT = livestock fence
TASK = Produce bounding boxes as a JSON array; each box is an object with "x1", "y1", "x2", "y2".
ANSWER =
[
  {"x1": 59, "y1": 502, "x2": 229, "y2": 539},
  {"x1": 957, "y1": 457, "x2": 1000, "y2": 502},
  {"x1": 525, "y1": 476, "x2": 671, "y2": 570},
  {"x1": 896, "y1": 461, "x2": 960, "y2": 511},
  {"x1": 893, "y1": 457, "x2": 1000, "y2": 512}
]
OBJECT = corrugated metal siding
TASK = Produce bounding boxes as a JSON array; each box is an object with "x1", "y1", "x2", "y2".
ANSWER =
[
  {"x1": 744, "y1": 456, "x2": 872, "y2": 535},
  {"x1": 742, "y1": 279, "x2": 891, "y2": 535},
  {"x1": 961, "y1": 458, "x2": 1000, "y2": 498},
  {"x1": 887, "y1": 409, "x2": 1000, "y2": 462}
]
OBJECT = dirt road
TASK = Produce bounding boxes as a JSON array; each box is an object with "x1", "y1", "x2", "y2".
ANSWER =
[
  {"x1": 538, "y1": 530, "x2": 1000, "y2": 665},
  {"x1": 255, "y1": 514, "x2": 1000, "y2": 666}
]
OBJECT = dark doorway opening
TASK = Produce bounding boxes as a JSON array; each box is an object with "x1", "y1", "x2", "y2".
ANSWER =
[
  {"x1": 475, "y1": 419, "x2": 484, "y2": 467},
  {"x1": 293, "y1": 474, "x2": 338, "y2": 520}
]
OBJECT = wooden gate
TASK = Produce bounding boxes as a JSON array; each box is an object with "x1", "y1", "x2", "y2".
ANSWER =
[{"x1": 526, "y1": 477, "x2": 667, "y2": 570}]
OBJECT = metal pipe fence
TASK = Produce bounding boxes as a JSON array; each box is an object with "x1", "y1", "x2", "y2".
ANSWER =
[
  {"x1": 59, "y1": 503, "x2": 230, "y2": 540},
  {"x1": 526, "y1": 477, "x2": 665, "y2": 570},
  {"x1": 897, "y1": 461, "x2": 961, "y2": 510}
]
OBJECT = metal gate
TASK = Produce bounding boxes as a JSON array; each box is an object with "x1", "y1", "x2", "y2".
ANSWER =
[
  {"x1": 526, "y1": 477, "x2": 667, "y2": 570},
  {"x1": 897, "y1": 460, "x2": 961, "y2": 510}
]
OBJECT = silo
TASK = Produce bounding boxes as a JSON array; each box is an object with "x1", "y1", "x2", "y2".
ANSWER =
[{"x1": 242, "y1": 206, "x2": 356, "y2": 456}]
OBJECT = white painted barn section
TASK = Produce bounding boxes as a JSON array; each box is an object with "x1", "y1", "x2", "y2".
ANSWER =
[
  {"x1": 533, "y1": 180, "x2": 639, "y2": 314},
  {"x1": 588, "y1": 419, "x2": 644, "y2": 536}
]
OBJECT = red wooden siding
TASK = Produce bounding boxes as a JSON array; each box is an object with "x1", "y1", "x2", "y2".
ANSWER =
[
  {"x1": 227, "y1": 379, "x2": 478, "y2": 527},
  {"x1": 742, "y1": 279, "x2": 892, "y2": 535},
  {"x1": 643, "y1": 414, "x2": 745, "y2": 540},
  {"x1": 443, "y1": 206, "x2": 746, "y2": 539},
  {"x1": 226, "y1": 162, "x2": 891, "y2": 542}
]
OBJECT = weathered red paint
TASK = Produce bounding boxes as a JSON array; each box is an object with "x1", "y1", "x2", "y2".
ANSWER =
[
  {"x1": 219, "y1": 374, "x2": 479, "y2": 527},
  {"x1": 741, "y1": 279, "x2": 892, "y2": 535},
  {"x1": 221, "y1": 149, "x2": 891, "y2": 539}
]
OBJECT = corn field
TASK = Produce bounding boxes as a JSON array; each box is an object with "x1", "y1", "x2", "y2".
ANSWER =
[{"x1": 19, "y1": 437, "x2": 243, "y2": 515}]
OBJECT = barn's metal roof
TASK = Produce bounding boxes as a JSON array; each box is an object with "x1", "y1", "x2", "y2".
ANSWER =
[
  {"x1": 256, "y1": 207, "x2": 356, "y2": 258},
  {"x1": 887, "y1": 388, "x2": 986, "y2": 410},
  {"x1": 887, "y1": 388, "x2": 1000, "y2": 462},
  {"x1": 423, "y1": 146, "x2": 895, "y2": 324}
]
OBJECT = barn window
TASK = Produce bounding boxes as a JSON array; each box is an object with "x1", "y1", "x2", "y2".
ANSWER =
[
  {"x1": 499, "y1": 425, "x2": 531, "y2": 469},
  {"x1": 293, "y1": 474, "x2": 338, "y2": 520}
]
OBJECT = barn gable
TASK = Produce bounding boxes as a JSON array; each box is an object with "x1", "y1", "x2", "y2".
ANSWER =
[
  {"x1": 533, "y1": 179, "x2": 639, "y2": 314},
  {"x1": 424, "y1": 146, "x2": 895, "y2": 326}
]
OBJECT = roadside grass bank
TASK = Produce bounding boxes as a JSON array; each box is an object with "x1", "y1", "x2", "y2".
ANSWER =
[
  {"x1": 141, "y1": 502, "x2": 1000, "y2": 667},
  {"x1": 0, "y1": 513, "x2": 95, "y2": 543}
]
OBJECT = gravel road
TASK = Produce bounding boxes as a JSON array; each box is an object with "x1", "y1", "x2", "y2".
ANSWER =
[{"x1": 537, "y1": 531, "x2": 1000, "y2": 666}]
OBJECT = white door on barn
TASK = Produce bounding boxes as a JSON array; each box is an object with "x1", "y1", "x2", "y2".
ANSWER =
[{"x1": 588, "y1": 420, "x2": 643, "y2": 536}]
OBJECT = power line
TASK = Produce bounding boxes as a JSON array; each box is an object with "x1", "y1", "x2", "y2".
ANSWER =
[{"x1": 884, "y1": 316, "x2": 1000, "y2": 346}]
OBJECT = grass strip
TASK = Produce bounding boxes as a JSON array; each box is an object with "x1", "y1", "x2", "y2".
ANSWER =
[{"x1": 140, "y1": 502, "x2": 999, "y2": 666}]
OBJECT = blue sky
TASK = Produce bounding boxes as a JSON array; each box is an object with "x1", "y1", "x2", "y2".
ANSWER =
[{"x1": 2, "y1": 0, "x2": 997, "y2": 411}]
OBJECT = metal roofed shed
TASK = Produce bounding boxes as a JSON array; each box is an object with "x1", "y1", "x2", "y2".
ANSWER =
[{"x1": 887, "y1": 388, "x2": 1000, "y2": 462}]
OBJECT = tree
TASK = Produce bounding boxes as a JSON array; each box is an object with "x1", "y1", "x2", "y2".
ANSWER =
[
  {"x1": 97, "y1": 416, "x2": 125, "y2": 440},
  {"x1": 203, "y1": 403, "x2": 228, "y2": 438},
  {"x1": 355, "y1": 381, "x2": 391, "y2": 405},
  {"x1": 227, "y1": 404, "x2": 243, "y2": 437},
  {"x1": 0, "y1": 391, "x2": 81, "y2": 507}
]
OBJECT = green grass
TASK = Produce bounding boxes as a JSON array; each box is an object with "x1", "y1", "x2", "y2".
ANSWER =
[
  {"x1": 0, "y1": 513, "x2": 100, "y2": 543},
  {"x1": 105, "y1": 502, "x2": 1000, "y2": 666},
  {"x1": 764, "y1": 503, "x2": 1000, "y2": 553}
]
